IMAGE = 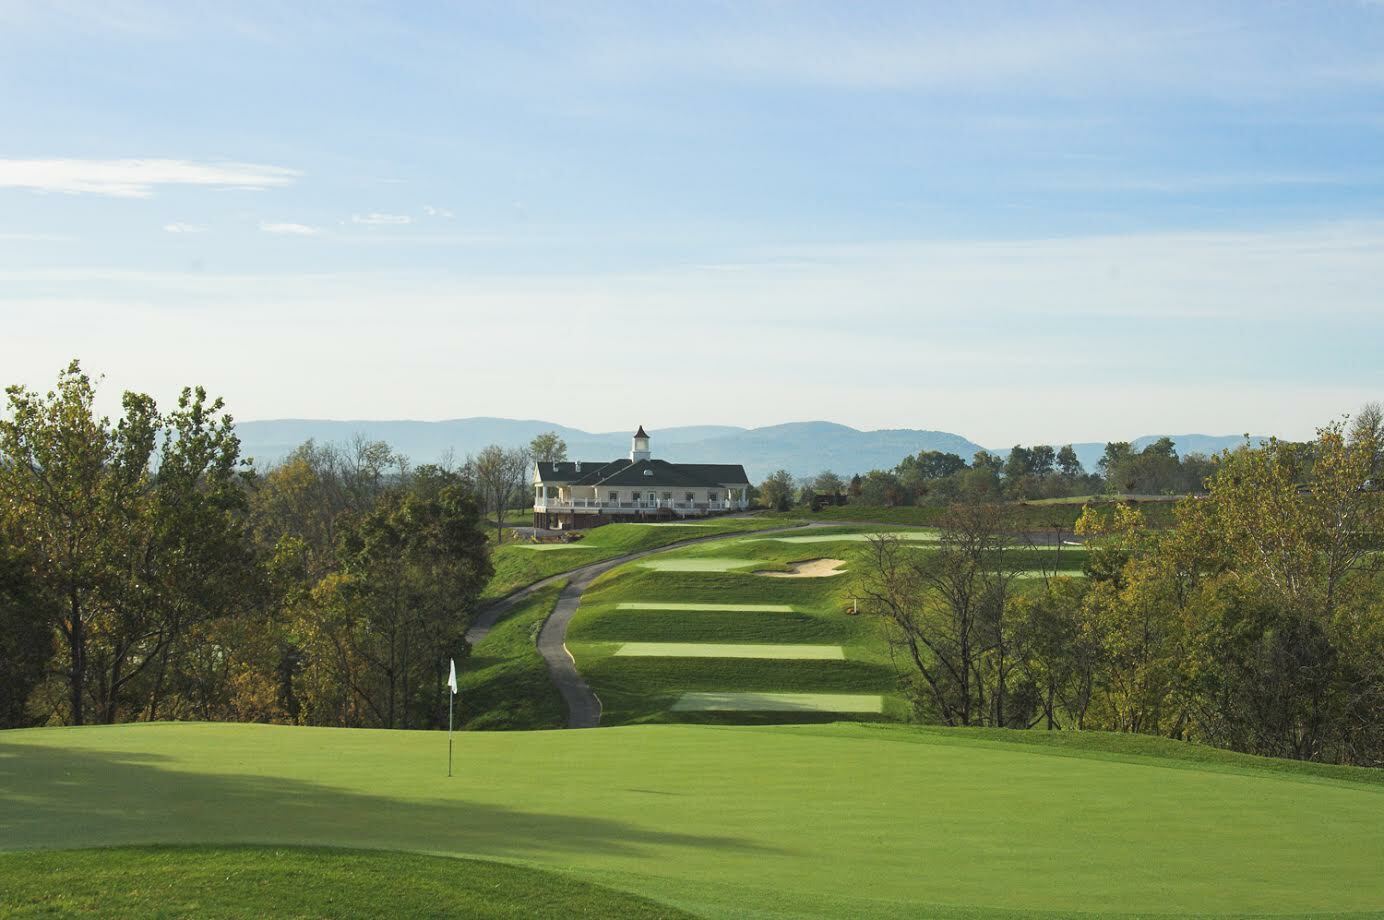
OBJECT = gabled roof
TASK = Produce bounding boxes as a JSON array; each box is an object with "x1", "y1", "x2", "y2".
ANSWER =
[
  {"x1": 535, "y1": 459, "x2": 630, "y2": 484},
  {"x1": 538, "y1": 458, "x2": 750, "y2": 487}
]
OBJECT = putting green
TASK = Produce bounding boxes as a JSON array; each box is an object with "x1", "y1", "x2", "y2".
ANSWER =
[
  {"x1": 672, "y1": 692, "x2": 883, "y2": 712},
  {"x1": 614, "y1": 643, "x2": 845, "y2": 660},
  {"x1": 750, "y1": 531, "x2": 940, "y2": 544},
  {"x1": 616, "y1": 602, "x2": 795, "y2": 612},
  {"x1": 4, "y1": 723, "x2": 1384, "y2": 918},
  {"x1": 636, "y1": 557, "x2": 757, "y2": 572}
]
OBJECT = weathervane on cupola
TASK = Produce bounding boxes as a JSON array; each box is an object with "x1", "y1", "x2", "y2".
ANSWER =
[{"x1": 630, "y1": 425, "x2": 651, "y2": 462}]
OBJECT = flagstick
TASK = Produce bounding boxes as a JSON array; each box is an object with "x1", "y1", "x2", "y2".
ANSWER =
[{"x1": 448, "y1": 684, "x2": 454, "y2": 778}]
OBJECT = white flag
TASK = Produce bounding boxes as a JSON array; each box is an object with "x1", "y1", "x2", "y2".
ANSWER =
[{"x1": 447, "y1": 658, "x2": 458, "y2": 695}]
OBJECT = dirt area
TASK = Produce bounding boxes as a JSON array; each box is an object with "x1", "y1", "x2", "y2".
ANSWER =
[{"x1": 756, "y1": 558, "x2": 846, "y2": 578}]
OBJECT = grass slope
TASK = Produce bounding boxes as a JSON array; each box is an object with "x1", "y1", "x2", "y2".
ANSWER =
[
  {"x1": 3, "y1": 722, "x2": 1383, "y2": 919},
  {"x1": 483, "y1": 517, "x2": 785, "y2": 600},
  {"x1": 567, "y1": 530, "x2": 1087, "y2": 725},
  {"x1": 0, "y1": 845, "x2": 690, "y2": 919},
  {"x1": 459, "y1": 582, "x2": 566, "y2": 731}
]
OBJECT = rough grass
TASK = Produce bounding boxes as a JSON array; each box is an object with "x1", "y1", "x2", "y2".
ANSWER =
[
  {"x1": 4, "y1": 722, "x2": 1384, "y2": 919},
  {"x1": 458, "y1": 582, "x2": 565, "y2": 730},
  {"x1": 0, "y1": 845, "x2": 690, "y2": 919}
]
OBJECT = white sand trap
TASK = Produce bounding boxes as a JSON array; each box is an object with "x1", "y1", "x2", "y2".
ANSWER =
[
  {"x1": 637, "y1": 557, "x2": 757, "y2": 572},
  {"x1": 615, "y1": 643, "x2": 844, "y2": 659},
  {"x1": 672, "y1": 691, "x2": 884, "y2": 713},
  {"x1": 757, "y1": 558, "x2": 846, "y2": 578},
  {"x1": 512, "y1": 543, "x2": 599, "y2": 551},
  {"x1": 617, "y1": 602, "x2": 795, "y2": 612},
  {"x1": 750, "y1": 531, "x2": 940, "y2": 544}
]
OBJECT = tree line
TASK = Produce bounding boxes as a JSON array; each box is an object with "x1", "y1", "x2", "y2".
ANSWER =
[
  {"x1": 756, "y1": 437, "x2": 1227, "y2": 510},
  {"x1": 0, "y1": 362, "x2": 567, "y2": 729},
  {"x1": 856, "y1": 407, "x2": 1384, "y2": 766}
]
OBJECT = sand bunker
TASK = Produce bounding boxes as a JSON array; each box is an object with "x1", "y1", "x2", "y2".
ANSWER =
[{"x1": 756, "y1": 558, "x2": 846, "y2": 578}]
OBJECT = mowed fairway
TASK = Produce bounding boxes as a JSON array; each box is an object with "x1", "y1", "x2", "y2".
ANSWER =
[
  {"x1": 568, "y1": 531, "x2": 905, "y2": 724},
  {"x1": 3, "y1": 723, "x2": 1384, "y2": 919}
]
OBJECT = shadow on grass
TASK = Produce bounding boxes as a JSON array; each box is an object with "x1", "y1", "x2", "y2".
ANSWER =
[{"x1": 0, "y1": 741, "x2": 781, "y2": 861}]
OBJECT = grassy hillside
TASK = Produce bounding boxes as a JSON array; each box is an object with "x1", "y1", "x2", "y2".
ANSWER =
[
  {"x1": 566, "y1": 528, "x2": 1087, "y2": 726},
  {"x1": 482, "y1": 517, "x2": 787, "y2": 600},
  {"x1": 3, "y1": 722, "x2": 1383, "y2": 918},
  {"x1": 459, "y1": 582, "x2": 566, "y2": 731}
]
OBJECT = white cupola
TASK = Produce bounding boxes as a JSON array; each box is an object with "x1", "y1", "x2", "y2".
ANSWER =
[{"x1": 630, "y1": 425, "x2": 651, "y2": 462}]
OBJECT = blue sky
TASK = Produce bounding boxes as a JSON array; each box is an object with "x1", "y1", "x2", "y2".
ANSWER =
[{"x1": 1, "y1": 1, "x2": 1381, "y2": 445}]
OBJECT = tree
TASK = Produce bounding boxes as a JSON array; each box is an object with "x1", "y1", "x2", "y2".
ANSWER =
[
  {"x1": 1056, "y1": 445, "x2": 1083, "y2": 480},
  {"x1": 758, "y1": 469, "x2": 795, "y2": 511},
  {"x1": 529, "y1": 431, "x2": 568, "y2": 464},
  {"x1": 857, "y1": 504, "x2": 1022, "y2": 726},
  {"x1": 813, "y1": 470, "x2": 845, "y2": 500},
  {"x1": 0, "y1": 361, "x2": 158, "y2": 725},
  {"x1": 469, "y1": 445, "x2": 531, "y2": 544},
  {"x1": 0, "y1": 539, "x2": 53, "y2": 728},
  {"x1": 1030, "y1": 445, "x2": 1056, "y2": 478},
  {"x1": 298, "y1": 485, "x2": 491, "y2": 729}
]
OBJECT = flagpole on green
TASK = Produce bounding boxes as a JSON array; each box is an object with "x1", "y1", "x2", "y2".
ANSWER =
[{"x1": 447, "y1": 658, "x2": 457, "y2": 777}]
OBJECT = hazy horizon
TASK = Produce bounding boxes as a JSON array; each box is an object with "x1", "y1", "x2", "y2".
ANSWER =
[{"x1": 2, "y1": 2, "x2": 1381, "y2": 444}]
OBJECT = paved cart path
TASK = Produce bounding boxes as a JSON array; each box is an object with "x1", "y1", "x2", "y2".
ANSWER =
[{"x1": 464, "y1": 519, "x2": 823, "y2": 728}]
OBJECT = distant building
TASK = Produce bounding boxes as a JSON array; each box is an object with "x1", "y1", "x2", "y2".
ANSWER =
[{"x1": 532, "y1": 426, "x2": 751, "y2": 530}]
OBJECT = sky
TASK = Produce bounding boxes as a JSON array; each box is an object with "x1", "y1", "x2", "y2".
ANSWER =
[{"x1": 1, "y1": 1, "x2": 1382, "y2": 445}]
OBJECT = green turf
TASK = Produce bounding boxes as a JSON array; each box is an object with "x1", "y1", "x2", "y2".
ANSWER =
[
  {"x1": 615, "y1": 602, "x2": 795, "y2": 612},
  {"x1": 458, "y1": 583, "x2": 566, "y2": 730},
  {"x1": 483, "y1": 517, "x2": 788, "y2": 600},
  {"x1": 0, "y1": 845, "x2": 690, "y2": 919},
  {"x1": 748, "y1": 531, "x2": 940, "y2": 543},
  {"x1": 613, "y1": 643, "x2": 845, "y2": 660},
  {"x1": 671, "y1": 692, "x2": 883, "y2": 712},
  {"x1": 635, "y1": 557, "x2": 758, "y2": 572},
  {"x1": 4, "y1": 723, "x2": 1384, "y2": 918},
  {"x1": 510, "y1": 543, "x2": 600, "y2": 551}
]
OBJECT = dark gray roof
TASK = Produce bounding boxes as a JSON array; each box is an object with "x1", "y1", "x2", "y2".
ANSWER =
[
  {"x1": 536, "y1": 458, "x2": 749, "y2": 487},
  {"x1": 535, "y1": 459, "x2": 628, "y2": 484}
]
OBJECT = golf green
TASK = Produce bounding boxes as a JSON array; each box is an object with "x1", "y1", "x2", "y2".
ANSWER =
[
  {"x1": 636, "y1": 557, "x2": 757, "y2": 572},
  {"x1": 616, "y1": 602, "x2": 795, "y2": 612},
  {"x1": 613, "y1": 643, "x2": 846, "y2": 660},
  {"x1": 748, "y1": 531, "x2": 940, "y2": 544},
  {"x1": 671, "y1": 691, "x2": 883, "y2": 712},
  {"x1": 4, "y1": 723, "x2": 1382, "y2": 918}
]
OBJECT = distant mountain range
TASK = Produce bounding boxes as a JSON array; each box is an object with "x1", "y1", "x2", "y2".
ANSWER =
[{"x1": 234, "y1": 418, "x2": 1268, "y2": 482}]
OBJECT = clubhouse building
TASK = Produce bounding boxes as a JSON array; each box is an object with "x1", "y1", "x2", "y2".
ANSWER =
[{"x1": 532, "y1": 427, "x2": 752, "y2": 530}]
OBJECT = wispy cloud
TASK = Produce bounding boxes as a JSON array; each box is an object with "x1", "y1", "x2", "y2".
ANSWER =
[
  {"x1": 259, "y1": 221, "x2": 319, "y2": 236},
  {"x1": 0, "y1": 158, "x2": 300, "y2": 198},
  {"x1": 422, "y1": 205, "x2": 454, "y2": 218},
  {"x1": 0, "y1": 231, "x2": 75, "y2": 241},
  {"x1": 351, "y1": 212, "x2": 412, "y2": 225},
  {"x1": 162, "y1": 222, "x2": 208, "y2": 234}
]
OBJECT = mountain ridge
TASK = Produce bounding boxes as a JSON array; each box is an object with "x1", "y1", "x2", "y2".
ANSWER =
[{"x1": 234, "y1": 418, "x2": 1268, "y2": 481}]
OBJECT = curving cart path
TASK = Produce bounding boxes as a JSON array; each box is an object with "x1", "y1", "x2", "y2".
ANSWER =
[{"x1": 464, "y1": 519, "x2": 824, "y2": 728}]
